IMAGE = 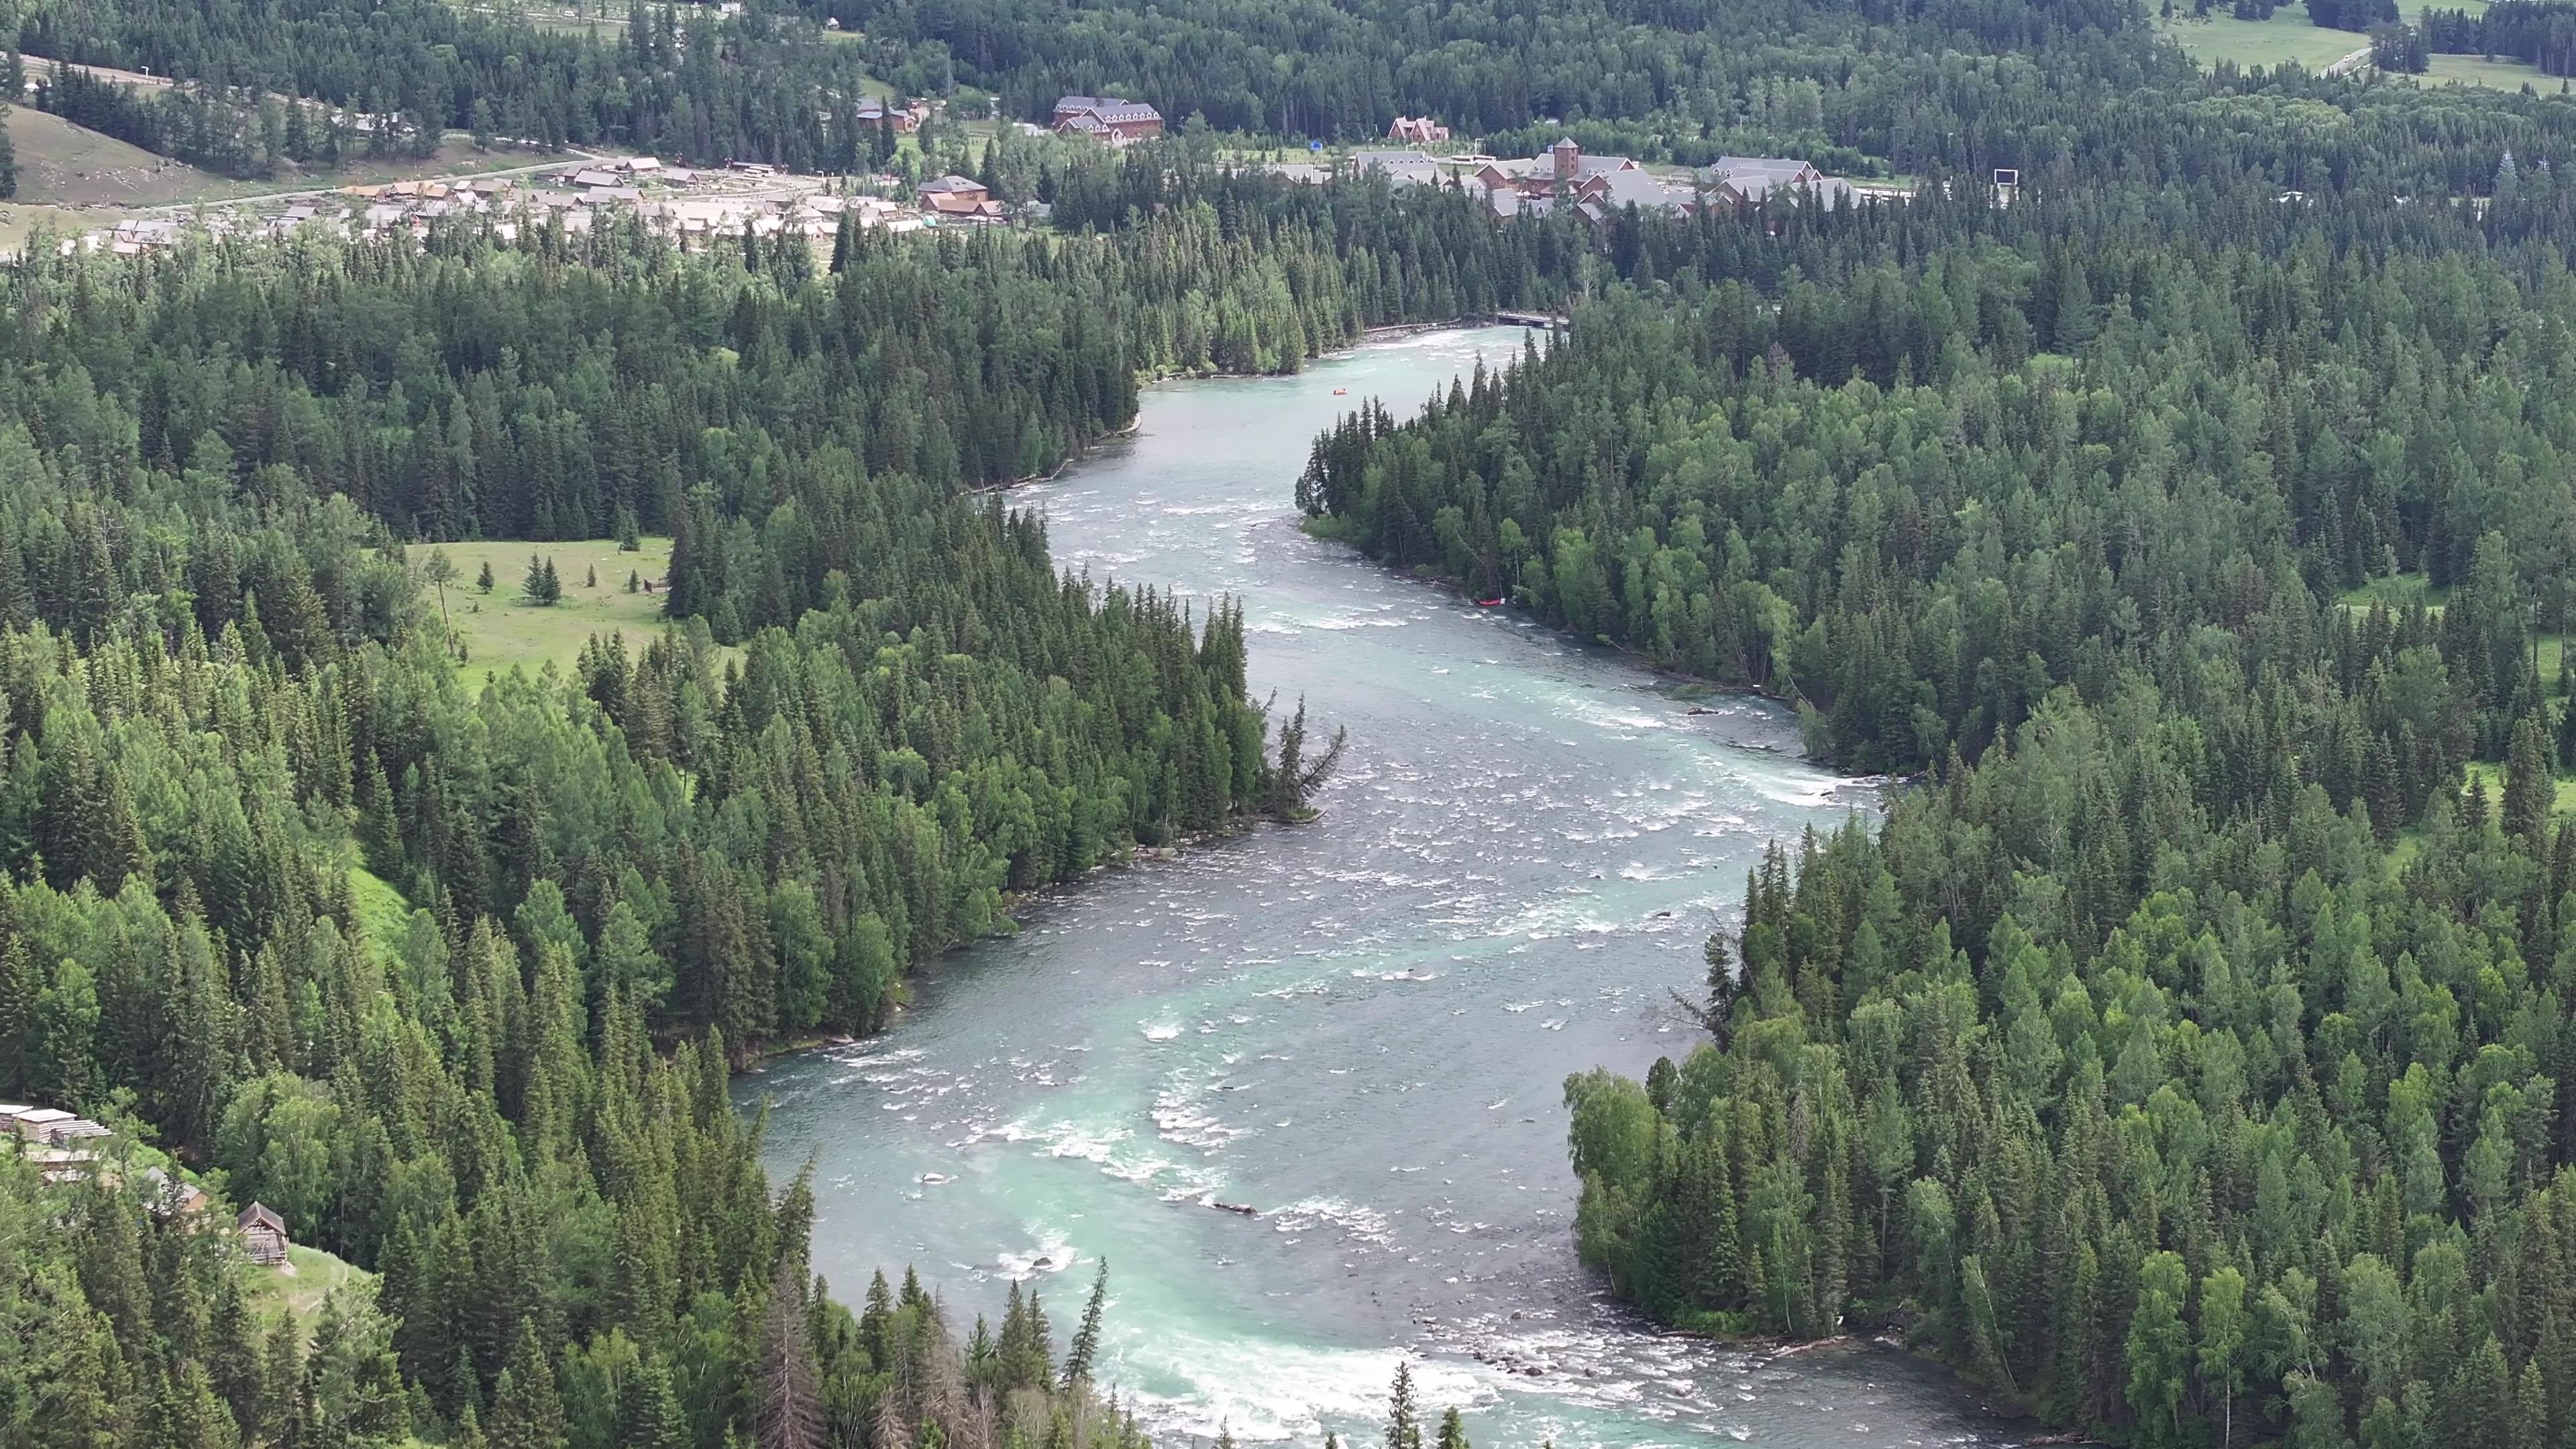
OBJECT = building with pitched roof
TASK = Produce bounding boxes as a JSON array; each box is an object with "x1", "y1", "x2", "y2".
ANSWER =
[
  {"x1": 1051, "y1": 96, "x2": 1163, "y2": 144},
  {"x1": 238, "y1": 1203, "x2": 290, "y2": 1265}
]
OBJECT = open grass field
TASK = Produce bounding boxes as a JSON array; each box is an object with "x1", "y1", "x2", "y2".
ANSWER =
[
  {"x1": 412, "y1": 536, "x2": 686, "y2": 683},
  {"x1": 17, "y1": 115, "x2": 556, "y2": 205},
  {"x1": 2418, "y1": 52, "x2": 2555, "y2": 88},
  {"x1": 2160, "y1": 5, "x2": 2371, "y2": 69}
]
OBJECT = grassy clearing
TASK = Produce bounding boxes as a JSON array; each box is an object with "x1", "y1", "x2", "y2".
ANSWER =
[
  {"x1": 2334, "y1": 572, "x2": 2447, "y2": 613},
  {"x1": 2160, "y1": 5, "x2": 2372, "y2": 70},
  {"x1": 2463, "y1": 759, "x2": 2576, "y2": 815},
  {"x1": 2417, "y1": 52, "x2": 2555, "y2": 88},
  {"x1": 248, "y1": 1244, "x2": 372, "y2": 1332},
  {"x1": 412, "y1": 537, "x2": 683, "y2": 683},
  {"x1": 347, "y1": 866, "x2": 415, "y2": 962},
  {"x1": 5, "y1": 107, "x2": 230, "y2": 207}
]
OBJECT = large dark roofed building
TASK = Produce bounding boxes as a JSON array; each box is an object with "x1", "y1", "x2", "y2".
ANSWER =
[{"x1": 1051, "y1": 96, "x2": 1165, "y2": 144}]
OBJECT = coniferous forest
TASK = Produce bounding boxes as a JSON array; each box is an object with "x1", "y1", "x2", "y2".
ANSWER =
[{"x1": 13, "y1": 0, "x2": 2576, "y2": 1435}]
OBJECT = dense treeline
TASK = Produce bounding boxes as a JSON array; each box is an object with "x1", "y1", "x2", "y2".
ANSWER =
[
  {"x1": 0, "y1": 1128, "x2": 1147, "y2": 1447},
  {"x1": 1568, "y1": 725, "x2": 2576, "y2": 1446},
  {"x1": 17, "y1": 0, "x2": 910, "y2": 168},
  {"x1": 792, "y1": 0, "x2": 2140, "y2": 144}
]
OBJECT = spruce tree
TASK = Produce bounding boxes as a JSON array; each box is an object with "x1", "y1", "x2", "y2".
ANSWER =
[
  {"x1": 487, "y1": 1319, "x2": 568, "y2": 1449},
  {"x1": 2506, "y1": 713, "x2": 2556, "y2": 845},
  {"x1": 1062, "y1": 1260, "x2": 1109, "y2": 1389},
  {"x1": 1385, "y1": 1362, "x2": 1422, "y2": 1449}
]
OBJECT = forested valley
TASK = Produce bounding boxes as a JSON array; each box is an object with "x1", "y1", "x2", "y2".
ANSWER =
[{"x1": 9, "y1": 0, "x2": 2576, "y2": 1434}]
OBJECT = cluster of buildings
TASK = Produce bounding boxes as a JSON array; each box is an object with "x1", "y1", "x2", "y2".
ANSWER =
[
  {"x1": 3, "y1": 1101, "x2": 294, "y2": 1263},
  {"x1": 1474, "y1": 140, "x2": 1859, "y2": 222},
  {"x1": 69, "y1": 154, "x2": 1018, "y2": 256},
  {"x1": 1334, "y1": 139, "x2": 1870, "y2": 229},
  {"x1": 1050, "y1": 95, "x2": 1165, "y2": 145}
]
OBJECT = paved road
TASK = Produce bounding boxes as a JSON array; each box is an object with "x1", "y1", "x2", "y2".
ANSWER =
[{"x1": 2326, "y1": 45, "x2": 2374, "y2": 75}]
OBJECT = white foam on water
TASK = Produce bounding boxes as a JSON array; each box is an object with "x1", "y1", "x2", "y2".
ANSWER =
[
  {"x1": 1036, "y1": 1120, "x2": 1132, "y2": 1163},
  {"x1": 994, "y1": 1224, "x2": 1078, "y2": 1280},
  {"x1": 1263, "y1": 1194, "x2": 1397, "y2": 1247},
  {"x1": 1153, "y1": 1071, "x2": 1250, "y2": 1152},
  {"x1": 1104, "y1": 1332, "x2": 1499, "y2": 1444}
]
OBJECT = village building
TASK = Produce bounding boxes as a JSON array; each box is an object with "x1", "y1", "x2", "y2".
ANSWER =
[
  {"x1": 1703, "y1": 155, "x2": 1853, "y2": 208},
  {"x1": 917, "y1": 173, "x2": 1004, "y2": 221},
  {"x1": 855, "y1": 96, "x2": 922, "y2": 133},
  {"x1": 237, "y1": 1203, "x2": 291, "y2": 1265},
  {"x1": 142, "y1": 1167, "x2": 212, "y2": 1218},
  {"x1": 1, "y1": 1104, "x2": 111, "y2": 1144},
  {"x1": 1349, "y1": 149, "x2": 1440, "y2": 188},
  {"x1": 1051, "y1": 95, "x2": 1164, "y2": 145},
  {"x1": 1572, "y1": 167, "x2": 1691, "y2": 227},
  {"x1": 1385, "y1": 115, "x2": 1450, "y2": 144},
  {"x1": 1476, "y1": 138, "x2": 1640, "y2": 207},
  {"x1": 26, "y1": 1146, "x2": 100, "y2": 1187},
  {"x1": 1469, "y1": 141, "x2": 1859, "y2": 225}
]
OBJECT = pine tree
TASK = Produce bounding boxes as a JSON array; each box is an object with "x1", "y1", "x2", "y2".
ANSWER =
[
  {"x1": 615, "y1": 1358, "x2": 688, "y2": 1449},
  {"x1": 1385, "y1": 1361, "x2": 1423, "y2": 1449},
  {"x1": 523, "y1": 554, "x2": 562, "y2": 606},
  {"x1": 1062, "y1": 1260, "x2": 1109, "y2": 1389},
  {"x1": 2506, "y1": 712, "x2": 2556, "y2": 844},
  {"x1": 488, "y1": 1319, "x2": 568, "y2": 1449}
]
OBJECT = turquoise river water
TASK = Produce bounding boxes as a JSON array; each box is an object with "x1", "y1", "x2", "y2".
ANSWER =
[{"x1": 745, "y1": 329, "x2": 2026, "y2": 1448}]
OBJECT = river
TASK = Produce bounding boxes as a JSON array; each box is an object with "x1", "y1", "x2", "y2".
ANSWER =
[{"x1": 746, "y1": 328, "x2": 2023, "y2": 1447}]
